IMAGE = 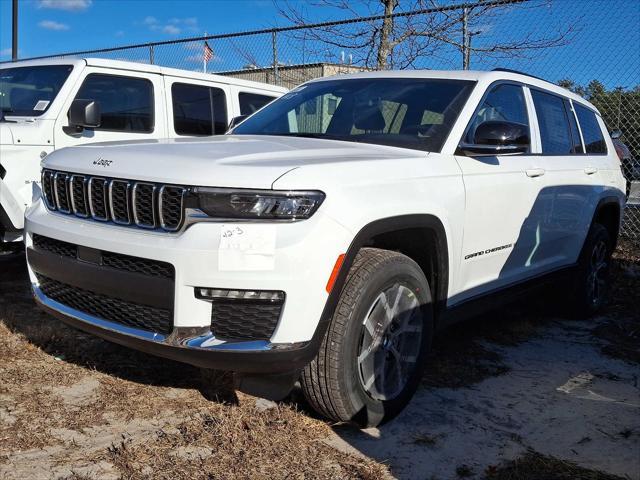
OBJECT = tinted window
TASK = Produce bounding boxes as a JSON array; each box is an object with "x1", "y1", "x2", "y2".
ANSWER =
[
  {"x1": 466, "y1": 83, "x2": 529, "y2": 144},
  {"x1": 531, "y1": 90, "x2": 573, "y2": 155},
  {"x1": 172, "y1": 83, "x2": 227, "y2": 136},
  {"x1": 233, "y1": 78, "x2": 475, "y2": 153},
  {"x1": 239, "y1": 92, "x2": 276, "y2": 115},
  {"x1": 75, "y1": 74, "x2": 153, "y2": 132},
  {"x1": 0, "y1": 65, "x2": 73, "y2": 116},
  {"x1": 575, "y1": 104, "x2": 607, "y2": 154},
  {"x1": 565, "y1": 99, "x2": 584, "y2": 153}
]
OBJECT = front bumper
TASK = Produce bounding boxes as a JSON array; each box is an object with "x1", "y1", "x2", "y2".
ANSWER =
[
  {"x1": 25, "y1": 198, "x2": 352, "y2": 372},
  {"x1": 33, "y1": 285, "x2": 317, "y2": 373}
]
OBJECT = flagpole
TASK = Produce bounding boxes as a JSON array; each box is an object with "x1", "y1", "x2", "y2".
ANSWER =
[{"x1": 203, "y1": 32, "x2": 207, "y2": 74}]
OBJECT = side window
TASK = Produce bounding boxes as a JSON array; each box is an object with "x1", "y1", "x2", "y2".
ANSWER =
[
  {"x1": 74, "y1": 74, "x2": 153, "y2": 133},
  {"x1": 466, "y1": 83, "x2": 529, "y2": 143},
  {"x1": 574, "y1": 104, "x2": 607, "y2": 154},
  {"x1": 172, "y1": 83, "x2": 228, "y2": 136},
  {"x1": 531, "y1": 90, "x2": 573, "y2": 155},
  {"x1": 239, "y1": 92, "x2": 276, "y2": 116}
]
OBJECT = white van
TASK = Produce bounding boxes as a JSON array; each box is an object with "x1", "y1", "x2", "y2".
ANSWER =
[{"x1": 0, "y1": 58, "x2": 287, "y2": 249}]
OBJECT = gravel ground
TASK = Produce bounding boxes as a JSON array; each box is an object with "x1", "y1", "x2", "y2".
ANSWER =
[{"x1": 0, "y1": 240, "x2": 638, "y2": 480}]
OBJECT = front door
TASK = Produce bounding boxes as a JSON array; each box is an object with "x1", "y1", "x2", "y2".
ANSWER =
[
  {"x1": 453, "y1": 82, "x2": 546, "y2": 304},
  {"x1": 54, "y1": 69, "x2": 165, "y2": 149}
]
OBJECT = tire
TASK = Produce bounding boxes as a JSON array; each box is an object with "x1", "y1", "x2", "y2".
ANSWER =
[
  {"x1": 301, "y1": 248, "x2": 433, "y2": 428},
  {"x1": 568, "y1": 223, "x2": 613, "y2": 319}
]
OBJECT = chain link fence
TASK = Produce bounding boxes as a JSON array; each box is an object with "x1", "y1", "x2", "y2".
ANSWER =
[{"x1": 6, "y1": 0, "x2": 639, "y2": 238}]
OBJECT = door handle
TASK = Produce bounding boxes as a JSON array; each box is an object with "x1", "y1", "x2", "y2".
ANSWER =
[
  {"x1": 584, "y1": 167, "x2": 598, "y2": 175},
  {"x1": 526, "y1": 168, "x2": 545, "y2": 178}
]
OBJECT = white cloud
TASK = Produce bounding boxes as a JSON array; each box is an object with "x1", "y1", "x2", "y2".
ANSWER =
[
  {"x1": 0, "y1": 48, "x2": 12, "y2": 57},
  {"x1": 161, "y1": 25, "x2": 181, "y2": 35},
  {"x1": 38, "y1": 0, "x2": 92, "y2": 11},
  {"x1": 143, "y1": 16, "x2": 198, "y2": 36},
  {"x1": 115, "y1": 30, "x2": 125, "y2": 37},
  {"x1": 38, "y1": 20, "x2": 70, "y2": 31}
]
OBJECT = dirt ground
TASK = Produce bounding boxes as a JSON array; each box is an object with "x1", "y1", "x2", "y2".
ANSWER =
[{"x1": 1, "y1": 240, "x2": 638, "y2": 480}]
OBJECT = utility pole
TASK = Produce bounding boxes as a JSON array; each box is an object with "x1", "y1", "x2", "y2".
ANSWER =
[{"x1": 12, "y1": 0, "x2": 19, "y2": 61}]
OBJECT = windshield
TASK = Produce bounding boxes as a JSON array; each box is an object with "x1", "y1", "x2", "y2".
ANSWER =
[
  {"x1": 0, "y1": 65, "x2": 73, "y2": 117},
  {"x1": 232, "y1": 77, "x2": 475, "y2": 152}
]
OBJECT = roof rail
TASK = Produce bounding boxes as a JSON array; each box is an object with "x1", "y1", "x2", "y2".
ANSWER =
[{"x1": 492, "y1": 68, "x2": 548, "y2": 82}]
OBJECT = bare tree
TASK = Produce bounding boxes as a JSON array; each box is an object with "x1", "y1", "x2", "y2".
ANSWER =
[{"x1": 275, "y1": 0, "x2": 576, "y2": 70}]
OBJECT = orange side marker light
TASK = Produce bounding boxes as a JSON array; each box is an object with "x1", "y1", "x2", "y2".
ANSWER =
[{"x1": 326, "y1": 254, "x2": 346, "y2": 294}]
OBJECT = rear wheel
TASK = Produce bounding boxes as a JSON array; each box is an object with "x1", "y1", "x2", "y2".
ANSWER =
[
  {"x1": 301, "y1": 248, "x2": 433, "y2": 428},
  {"x1": 568, "y1": 223, "x2": 613, "y2": 318}
]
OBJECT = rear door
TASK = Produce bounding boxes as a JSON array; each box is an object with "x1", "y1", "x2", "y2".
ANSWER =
[
  {"x1": 54, "y1": 69, "x2": 165, "y2": 149},
  {"x1": 454, "y1": 82, "x2": 547, "y2": 303},
  {"x1": 530, "y1": 89, "x2": 604, "y2": 268}
]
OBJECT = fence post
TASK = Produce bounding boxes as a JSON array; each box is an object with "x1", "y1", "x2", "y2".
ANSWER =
[
  {"x1": 149, "y1": 45, "x2": 155, "y2": 65},
  {"x1": 272, "y1": 30, "x2": 279, "y2": 86},
  {"x1": 462, "y1": 6, "x2": 470, "y2": 70}
]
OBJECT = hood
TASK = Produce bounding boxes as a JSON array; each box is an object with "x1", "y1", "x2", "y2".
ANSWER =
[
  {"x1": 43, "y1": 135, "x2": 426, "y2": 189},
  {"x1": 0, "y1": 118, "x2": 54, "y2": 146}
]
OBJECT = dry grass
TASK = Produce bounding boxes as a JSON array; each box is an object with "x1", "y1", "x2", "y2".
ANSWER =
[
  {"x1": 0, "y1": 259, "x2": 388, "y2": 478},
  {"x1": 484, "y1": 450, "x2": 626, "y2": 479}
]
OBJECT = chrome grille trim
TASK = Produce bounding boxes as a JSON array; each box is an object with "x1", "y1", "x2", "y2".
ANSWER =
[
  {"x1": 132, "y1": 182, "x2": 157, "y2": 229},
  {"x1": 69, "y1": 175, "x2": 89, "y2": 218},
  {"x1": 42, "y1": 170, "x2": 56, "y2": 210},
  {"x1": 158, "y1": 185, "x2": 187, "y2": 232},
  {"x1": 108, "y1": 179, "x2": 132, "y2": 225},
  {"x1": 42, "y1": 169, "x2": 187, "y2": 232},
  {"x1": 88, "y1": 177, "x2": 109, "y2": 222},
  {"x1": 53, "y1": 172, "x2": 71, "y2": 214}
]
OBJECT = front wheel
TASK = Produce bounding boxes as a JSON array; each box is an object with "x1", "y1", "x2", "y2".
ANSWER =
[{"x1": 301, "y1": 248, "x2": 433, "y2": 428}]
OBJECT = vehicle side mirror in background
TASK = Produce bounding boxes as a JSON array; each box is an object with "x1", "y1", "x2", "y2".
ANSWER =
[
  {"x1": 63, "y1": 99, "x2": 101, "y2": 135},
  {"x1": 227, "y1": 115, "x2": 249, "y2": 132},
  {"x1": 610, "y1": 129, "x2": 622, "y2": 140},
  {"x1": 458, "y1": 120, "x2": 530, "y2": 156}
]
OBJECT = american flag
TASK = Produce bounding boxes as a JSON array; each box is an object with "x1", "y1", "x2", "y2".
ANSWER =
[{"x1": 203, "y1": 41, "x2": 213, "y2": 63}]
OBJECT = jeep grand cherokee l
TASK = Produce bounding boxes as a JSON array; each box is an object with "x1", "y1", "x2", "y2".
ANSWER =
[{"x1": 25, "y1": 69, "x2": 626, "y2": 427}]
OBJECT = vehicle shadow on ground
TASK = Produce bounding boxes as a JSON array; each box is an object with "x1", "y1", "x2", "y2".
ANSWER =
[{"x1": 0, "y1": 256, "x2": 238, "y2": 405}]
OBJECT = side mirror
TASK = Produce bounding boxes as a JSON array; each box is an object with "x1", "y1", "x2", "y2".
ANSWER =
[
  {"x1": 228, "y1": 115, "x2": 249, "y2": 132},
  {"x1": 459, "y1": 120, "x2": 530, "y2": 156},
  {"x1": 610, "y1": 129, "x2": 622, "y2": 140},
  {"x1": 64, "y1": 99, "x2": 101, "y2": 135}
]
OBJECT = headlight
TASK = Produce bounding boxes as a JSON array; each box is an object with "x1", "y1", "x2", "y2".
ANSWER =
[{"x1": 188, "y1": 187, "x2": 325, "y2": 221}]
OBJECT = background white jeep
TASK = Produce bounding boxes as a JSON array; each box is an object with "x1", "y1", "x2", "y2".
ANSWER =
[
  {"x1": 25, "y1": 69, "x2": 626, "y2": 427},
  {"x1": 0, "y1": 58, "x2": 286, "y2": 249}
]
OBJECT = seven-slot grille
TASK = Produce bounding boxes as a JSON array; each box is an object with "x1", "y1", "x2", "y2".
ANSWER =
[{"x1": 42, "y1": 169, "x2": 187, "y2": 231}]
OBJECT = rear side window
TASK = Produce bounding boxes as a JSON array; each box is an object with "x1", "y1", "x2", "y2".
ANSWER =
[
  {"x1": 74, "y1": 74, "x2": 153, "y2": 132},
  {"x1": 574, "y1": 104, "x2": 607, "y2": 154},
  {"x1": 466, "y1": 83, "x2": 529, "y2": 143},
  {"x1": 531, "y1": 90, "x2": 573, "y2": 155},
  {"x1": 239, "y1": 92, "x2": 276, "y2": 115},
  {"x1": 172, "y1": 83, "x2": 228, "y2": 136}
]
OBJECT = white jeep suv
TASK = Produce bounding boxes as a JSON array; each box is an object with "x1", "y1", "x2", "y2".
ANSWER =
[{"x1": 25, "y1": 69, "x2": 626, "y2": 427}]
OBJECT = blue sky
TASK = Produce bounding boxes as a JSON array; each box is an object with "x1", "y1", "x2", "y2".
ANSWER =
[{"x1": 0, "y1": 0, "x2": 638, "y2": 89}]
